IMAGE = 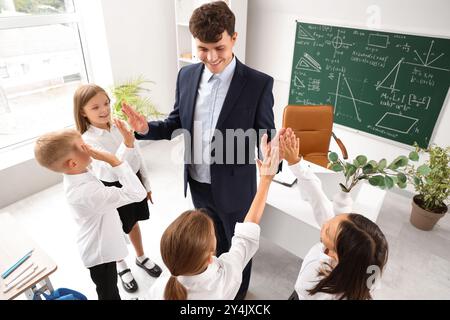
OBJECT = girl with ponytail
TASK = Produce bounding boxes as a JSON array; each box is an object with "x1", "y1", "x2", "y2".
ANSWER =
[{"x1": 146, "y1": 135, "x2": 279, "y2": 299}]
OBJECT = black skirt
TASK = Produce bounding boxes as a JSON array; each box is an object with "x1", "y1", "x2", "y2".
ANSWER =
[{"x1": 101, "y1": 171, "x2": 150, "y2": 234}]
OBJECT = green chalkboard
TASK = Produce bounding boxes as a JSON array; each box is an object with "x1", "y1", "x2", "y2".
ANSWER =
[{"x1": 289, "y1": 21, "x2": 450, "y2": 148}]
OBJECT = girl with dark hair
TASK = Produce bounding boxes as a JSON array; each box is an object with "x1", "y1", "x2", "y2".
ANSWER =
[{"x1": 281, "y1": 128, "x2": 389, "y2": 300}]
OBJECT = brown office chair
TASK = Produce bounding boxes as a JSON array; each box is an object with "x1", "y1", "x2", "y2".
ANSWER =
[{"x1": 282, "y1": 105, "x2": 348, "y2": 168}]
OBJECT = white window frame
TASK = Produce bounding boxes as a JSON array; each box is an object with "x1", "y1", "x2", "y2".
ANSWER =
[
  {"x1": 0, "y1": 2, "x2": 92, "y2": 152},
  {"x1": 0, "y1": 13, "x2": 79, "y2": 30}
]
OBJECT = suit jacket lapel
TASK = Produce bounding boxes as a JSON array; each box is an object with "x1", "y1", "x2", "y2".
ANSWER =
[
  {"x1": 215, "y1": 58, "x2": 247, "y2": 130},
  {"x1": 186, "y1": 63, "x2": 204, "y2": 133}
]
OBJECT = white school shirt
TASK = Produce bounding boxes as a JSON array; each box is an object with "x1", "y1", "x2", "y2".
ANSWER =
[
  {"x1": 145, "y1": 222, "x2": 260, "y2": 300},
  {"x1": 188, "y1": 56, "x2": 236, "y2": 184},
  {"x1": 63, "y1": 162, "x2": 147, "y2": 268},
  {"x1": 82, "y1": 124, "x2": 152, "y2": 191},
  {"x1": 289, "y1": 161, "x2": 350, "y2": 300}
]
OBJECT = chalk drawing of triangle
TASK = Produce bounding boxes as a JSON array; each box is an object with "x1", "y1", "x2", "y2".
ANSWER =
[
  {"x1": 296, "y1": 57, "x2": 321, "y2": 72},
  {"x1": 297, "y1": 25, "x2": 315, "y2": 41},
  {"x1": 375, "y1": 58, "x2": 403, "y2": 93},
  {"x1": 294, "y1": 75, "x2": 305, "y2": 88}
]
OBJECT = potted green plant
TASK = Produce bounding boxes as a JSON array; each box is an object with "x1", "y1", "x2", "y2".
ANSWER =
[
  {"x1": 327, "y1": 152, "x2": 411, "y2": 212},
  {"x1": 403, "y1": 144, "x2": 449, "y2": 231},
  {"x1": 109, "y1": 76, "x2": 164, "y2": 121}
]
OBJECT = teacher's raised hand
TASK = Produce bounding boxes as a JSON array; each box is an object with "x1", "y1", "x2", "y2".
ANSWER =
[{"x1": 121, "y1": 102, "x2": 149, "y2": 135}]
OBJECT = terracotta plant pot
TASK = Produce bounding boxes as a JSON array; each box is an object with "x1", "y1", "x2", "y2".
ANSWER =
[{"x1": 410, "y1": 195, "x2": 447, "y2": 231}]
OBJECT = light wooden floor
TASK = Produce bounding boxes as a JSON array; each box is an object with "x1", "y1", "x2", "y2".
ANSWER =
[{"x1": 1, "y1": 138, "x2": 449, "y2": 300}]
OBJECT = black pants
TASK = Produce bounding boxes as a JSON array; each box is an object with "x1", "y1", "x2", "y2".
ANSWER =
[
  {"x1": 188, "y1": 176, "x2": 252, "y2": 300},
  {"x1": 88, "y1": 262, "x2": 121, "y2": 300},
  {"x1": 289, "y1": 290, "x2": 299, "y2": 300}
]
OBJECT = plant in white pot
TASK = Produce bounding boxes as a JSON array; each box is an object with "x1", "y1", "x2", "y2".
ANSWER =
[
  {"x1": 327, "y1": 152, "x2": 410, "y2": 213},
  {"x1": 403, "y1": 144, "x2": 449, "y2": 231}
]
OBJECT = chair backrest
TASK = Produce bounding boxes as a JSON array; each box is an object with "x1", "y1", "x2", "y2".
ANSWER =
[{"x1": 282, "y1": 105, "x2": 333, "y2": 168}]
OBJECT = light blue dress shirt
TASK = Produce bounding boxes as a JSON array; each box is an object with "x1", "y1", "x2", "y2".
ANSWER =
[{"x1": 189, "y1": 56, "x2": 237, "y2": 184}]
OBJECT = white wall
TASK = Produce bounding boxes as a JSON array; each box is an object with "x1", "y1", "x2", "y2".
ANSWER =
[
  {"x1": 75, "y1": 0, "x2": 114, "y2": 87},
  {"x1": 246, "y1": 0, "x2": 450, "y2": 164},
  {"x1": 100, "y1": 0, "x2": 178, "y2": 114},
  {"x1": 77, "y1": 0, "x2": 179, "y2": 110}
]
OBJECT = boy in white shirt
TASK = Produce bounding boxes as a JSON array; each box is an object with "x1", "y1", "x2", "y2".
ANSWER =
[
  {"x1": 34, "y1": 129, "x2": 146, "y2": 300},
  {"x1": 145, "y1": 135, "x2": 279, "y2": 300}
]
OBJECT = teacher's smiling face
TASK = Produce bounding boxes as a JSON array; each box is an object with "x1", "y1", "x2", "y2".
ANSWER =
[{"x1": 195, "y1": 31, "x2": 237, "y2": 74}]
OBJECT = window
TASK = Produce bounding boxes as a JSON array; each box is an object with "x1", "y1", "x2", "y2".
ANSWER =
[{"x1": 0, "y1": 0, "x2": 88, "y2": 150}]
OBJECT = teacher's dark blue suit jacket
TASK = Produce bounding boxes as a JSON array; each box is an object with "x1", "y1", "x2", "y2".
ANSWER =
[{"x1": 136, "y1": 58, "x2": 275, "y2": 225}]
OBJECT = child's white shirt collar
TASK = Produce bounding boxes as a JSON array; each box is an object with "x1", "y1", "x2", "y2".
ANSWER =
[{"x1": 87, "y1": 123, "x2": 117, "y2": 136}]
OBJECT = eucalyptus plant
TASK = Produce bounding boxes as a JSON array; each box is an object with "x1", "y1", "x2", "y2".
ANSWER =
[
  {"x1": 110, "y1": 76, "x2": 163, "y2": 121},
  {"x1": 327, "y1": 152, "x2": 414, "y2": 193}
]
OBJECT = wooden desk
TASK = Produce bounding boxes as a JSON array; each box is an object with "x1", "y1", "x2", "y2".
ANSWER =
[
  {"x1": 0, "y1": 212, "x2": 57, "y2": 300},
  {"x1": 261, "y1": 161, "x2": 386, "y2": 259}
]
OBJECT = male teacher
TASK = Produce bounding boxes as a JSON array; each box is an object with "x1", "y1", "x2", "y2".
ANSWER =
[{"x1": 123, "y1": 1, "x2": 276, "y2": 299}]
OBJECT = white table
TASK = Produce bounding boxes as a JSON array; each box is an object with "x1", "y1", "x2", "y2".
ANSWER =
[
  {"x1": 0, "y1": 213, "x2": 57, "y2": 300},
  {"x1": 260, "y1": 161, "x2": 387, "y2": 259}
]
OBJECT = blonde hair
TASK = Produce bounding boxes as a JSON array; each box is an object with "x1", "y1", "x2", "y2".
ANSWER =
[
  {"x1": 73, "y1": 84, "x2": 110, "y2": 134},
  {"x1": 161, "y1": 210, "x2": 216, "y2": 300},
  {"x1": 34, "y1": 129, "x2": 81, "y2": 172}
]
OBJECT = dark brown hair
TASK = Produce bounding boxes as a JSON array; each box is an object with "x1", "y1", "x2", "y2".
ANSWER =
[
  {"x1": 308, "y1": 214, "x2": 389, "y2": 300},
  {"x1": 189, "y1": 1, "x2": 235, "y2": 43},
  {"x1": 161, "y1": 210, "x2": 216, "y2": 300},
  {"x1": 73, "y1": 84, "x2": 110, "y2": 134}
]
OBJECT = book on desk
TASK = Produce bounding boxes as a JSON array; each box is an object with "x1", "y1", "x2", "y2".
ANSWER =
[{"x1": 273, "y1": 166, "x2": 298, "y2": 187}]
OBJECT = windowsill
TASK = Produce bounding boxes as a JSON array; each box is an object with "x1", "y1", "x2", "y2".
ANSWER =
[{"x1": 0, "y1": 141, "x2": 36, "y2": 171}]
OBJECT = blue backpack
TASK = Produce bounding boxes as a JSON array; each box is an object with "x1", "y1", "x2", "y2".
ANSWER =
[{"x1": 33, "y1": 288, "x2": 87, "y2": 300}]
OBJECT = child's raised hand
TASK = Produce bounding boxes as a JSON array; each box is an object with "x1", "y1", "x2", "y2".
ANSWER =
[
  {"x1": 280, "y1": 128, "x2": 301, "y2": 166},
  {"x1": 114, "y1": 118, "x2": 135, "y2": 148},
  {"x1": 260, "y1": 129, "x2": 285, "y2": 161},
  {"x1": 82, "y1": 144, "x2": 121, "y2": 167},
  {"x1": 121, "y1": 102, "x2": 149, "y2": 134},
  {"x1": 260, "y1": 133, "x2": 270, "y2": 160},
  {"x1": 257, "y1": 136, "x2": 280, "y2": 180}
]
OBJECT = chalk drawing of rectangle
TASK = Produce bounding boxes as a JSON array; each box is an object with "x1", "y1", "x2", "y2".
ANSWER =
[
  {"x1": 375, "y1": 112, "x2": 418, "y2": 134},
  {"x1": 368, "y1": 34, "x2": 389, "y2": 48}
]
